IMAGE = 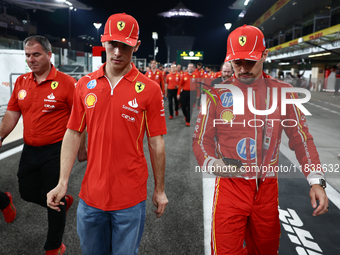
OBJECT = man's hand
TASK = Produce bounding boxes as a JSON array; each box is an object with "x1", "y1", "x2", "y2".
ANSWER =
[
  {"x1": 310, "y1": 184, "x2": 329, "y2": 216},
  {"x1": 78, "y1": 147, "x2": 87, "y2": 162},
  {"x1": 177, "y1": 95, "x2": 180, "y2": 101},
  {"x1": 212, "y1": 159, "x2": 244, "y2": 177},
  {"x1": 47, "y1": 184, "x2": 67, "y2": 212},
  {"x1": 152, "y1": 190, "x2": 168, "y2": 218}
]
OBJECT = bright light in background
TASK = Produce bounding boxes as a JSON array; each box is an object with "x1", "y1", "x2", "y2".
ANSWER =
[
  {"x1": 239, "y1": 10, "x2": 246, "y2": 18},
  {"x1": 93, "y1": 23, "x2": 102, "y2": 29},
  {"x1": 224, "y1": 23, "x2": 232, "y2": 30},
  {"x1": 244, "y1": 0, "x2": 250, "y2": 6},
  {"x1": 308, "y1": 52, "x2": 331, "y2": 58},
  {"x1": 62, "y1": 38, "x2": 66, "y2": 42},
  {"x1": 152, "y1": 32, "x2": 158, "y2": 40}
]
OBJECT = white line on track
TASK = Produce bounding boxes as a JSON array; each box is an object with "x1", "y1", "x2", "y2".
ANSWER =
[
  {"x1": 307, "y1": 102, "x2": 340, "y2": 116},
  {"x1": 0, "y1": 145, "x2": 23, "y2": 160}
]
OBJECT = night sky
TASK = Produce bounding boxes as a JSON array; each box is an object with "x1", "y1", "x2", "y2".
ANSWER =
[{"x1": 30, "y1": 0, "x2": 240, "y2": 66}]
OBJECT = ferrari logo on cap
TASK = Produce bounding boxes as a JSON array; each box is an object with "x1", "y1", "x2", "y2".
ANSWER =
[
  {"x1": 239, "y1": 36, "x2": 247, "y2": 46},
  {"x1": 135, "y1": 82, "x2": 145, "y2": 93},
  {"x1": 51, "y1": 81, "x2": 59, "y2": 90},
  {"x1": 117, "y1": 21, "x2": 125, "y2": 31}
]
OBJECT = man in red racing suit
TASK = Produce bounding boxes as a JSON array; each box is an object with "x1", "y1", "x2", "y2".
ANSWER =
[{"x1": 192, "y1": 25, "x2": 329, "y2": 255}]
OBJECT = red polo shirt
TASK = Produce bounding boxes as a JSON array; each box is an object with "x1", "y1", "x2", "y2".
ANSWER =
[
  {"x1": 177, "y1": 71, "x2": 198, "y2": 95},
  {"x1": 7, "y1": 64, "x2": 76, "y2": 146},
  {"x1": 67, "y1": 63, "x2": 167, "y2": 211},
  {"x1": 165, "y1": 72, "x2": 180, "y2": 90},
  {"x1": 145, "y1": 69, "x2": 164, "y2": 93}
]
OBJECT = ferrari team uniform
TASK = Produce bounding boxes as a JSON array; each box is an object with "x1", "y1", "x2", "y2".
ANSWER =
[
  {"x1": 177, "y1": 71, "x2": 198, "y2": 123},
  {"x1": 68, "y1": 63, "x2": 167, "y2": 211},
  {"x1": 7, "y1": 64, "x2": 76, "y2": 251},
  {"x1": 165, "y1": 72, "x2": 180, "y2": 117},
  {"x1": 145, "y1": 69, "x2": 165, "y2": 94},
  {"x1": 192, "y1": 72, "x2": 323, "y2": 255}
]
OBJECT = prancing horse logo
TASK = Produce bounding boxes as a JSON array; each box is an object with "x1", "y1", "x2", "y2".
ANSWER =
[
  {"x1": 239, "y1": 36, "x2": 247, "y2": 46},
  {"x1": 117, "y1": 21, "x2": 125, "y2": 31},
  {"x1": 135, "y1": 82, "x2": 145, "y2": 93}
]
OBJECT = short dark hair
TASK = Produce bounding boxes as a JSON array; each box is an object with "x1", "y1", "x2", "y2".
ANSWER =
[{"x1": 23, "y1": 35, "x2": 52, "y2": 53}]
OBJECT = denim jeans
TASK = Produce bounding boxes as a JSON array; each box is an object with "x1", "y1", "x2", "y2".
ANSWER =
[{"x1": 77, "y1": 199, "x2": 146, "y2": 255}]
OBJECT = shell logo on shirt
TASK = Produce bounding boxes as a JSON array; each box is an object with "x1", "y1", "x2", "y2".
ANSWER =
[
  {"x1": 51, "y1": 81, "x2": 59, "y2": 90},
  {"x1": 85, "y1": 93, "x2": 97, "y2": 108},
  {"x1": 184, "y1": 77, "x2": 188, "y2": 81},
  {"x1": 117, "y1": 21, "x2": 125, "y2": 31},
  {"x1": 18, "y1": 89, "x2": 27, "y2": 100},
  {"x1": 135, "y1": 82, "x2": 145, "y2": 93},
  {"x1": 220, "y1": 109, "x2": 235, "y2": 123}
]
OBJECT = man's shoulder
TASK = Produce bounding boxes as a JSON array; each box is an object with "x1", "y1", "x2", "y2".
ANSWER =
[
  {"x1": 135, "y1": 73, "x2": 160, "y2": 89},
  {"x1": 55, "y1": 71, "x2": 77, "y2": 84},
  {"x1": 267, "y1": 76, "x2": 292, "y2": 88}
]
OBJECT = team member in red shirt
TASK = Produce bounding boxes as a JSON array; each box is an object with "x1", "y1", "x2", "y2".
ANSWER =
[
  {"x1": 177, "y1": 63, "x2": 198, "y2": 126},
  {"x1": 195, "y1": 62, "x2": 205, "y2": 78},
  {"x1": 47, "y1": 13, "x2": 168, "y2": 255},
  {"x1": 177, "y1": 64, "x2": 184, "y2": 75},
  {"x1": 0, "y1": 35, "x2": 84, "y2": 255},
  {"x1": 165, "y1": 64, "x2": 180, "y2": 119},
  {"x1": 145, "y1": 59, "x2": 164, "y2": 94}
]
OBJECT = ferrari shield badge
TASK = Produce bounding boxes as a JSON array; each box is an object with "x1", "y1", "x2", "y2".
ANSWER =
[
  {"x1": 135, "y1": 82, "x2": 145, "y2": 93},
  {"x1": 51, "y1": 81, "x2": 59, "y2": 90},
  {"x1": 239, "y1": 36, "x2": 247, "y2": 46},
  {"x1": 117, "y1": 21, "x2": 125, "y2": 31}
]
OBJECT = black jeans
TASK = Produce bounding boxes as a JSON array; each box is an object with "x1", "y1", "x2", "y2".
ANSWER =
[
  {"x1": 0, "y1": 191, "x2": 10, "y2": 209},
  {"x1": 167, "y1": 88, "x2": 179, "y2": 116},
  {"x1": 17, "y1": 141, "x2": 66, "y2": 250},
  {"x1": 180, "y1": 90, "x2": 196, "y2": 123}
]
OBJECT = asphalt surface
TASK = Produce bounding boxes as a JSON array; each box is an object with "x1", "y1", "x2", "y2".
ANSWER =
[{"x1": 1, "y1": 91, "x2": 340, "y2": 255}]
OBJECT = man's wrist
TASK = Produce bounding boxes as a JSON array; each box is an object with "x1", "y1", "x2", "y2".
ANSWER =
[{"x1": 310, "y1": 178, "x2": 326, "y2": 189}]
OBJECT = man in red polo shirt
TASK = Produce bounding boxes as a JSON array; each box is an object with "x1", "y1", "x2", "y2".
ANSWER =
[
  {"x1": 145, "y1": 59, "x2": 164, "y2": 94},
  {"x1": 47, "y1": 13, "x2": 168, "y2": 255},
  {"x1": 165, "y1": 64, "x2": 180, "y2": 119},
  {"x1": 0, "y1": 35, "x2": 85, "y2": 255},
  {"x1": 177, "y1": 63, "x2": 198, "y2": 126}
]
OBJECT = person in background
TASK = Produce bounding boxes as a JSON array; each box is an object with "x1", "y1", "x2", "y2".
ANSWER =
[
  {"x1": 210, "y1": 62, "x2": 233, "y2": 87},
  {"x1": 146, "y1": 60, "x2": 164, "y2": 94},
  {"x1": 177, "y1": 63, "x2": 198, "y2": 126},
  {"x1": 334, "y1": 63, "x2": 340, "y2": 95},
  {"x1": 177, "y1": 64, "x2": 184, "y2": 75},
  {"x1": 165, "y1": 64, "x2": 180, "y2": 119}
]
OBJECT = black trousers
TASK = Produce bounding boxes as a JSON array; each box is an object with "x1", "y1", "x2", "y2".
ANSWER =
[
  {"x1": 0, "y1": 191, "x2": 10, "y2": 210},
  {"x1": 17, "y1": 141, "x2": 66, "y2": 250},
  {"x1": 180, "y1": 90, "x2": 196, "y2": 123},
  {"x1": 167, "y1": 88, "x2": 179, "y2": 116}
]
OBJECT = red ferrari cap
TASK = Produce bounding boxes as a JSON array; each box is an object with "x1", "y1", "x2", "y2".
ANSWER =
[
  {"x1": 101, "y1": 13, "x2": 139, "y2": 47},
  {"x1": 225, "y1": 25, "x2": 266, "y2": 62}
]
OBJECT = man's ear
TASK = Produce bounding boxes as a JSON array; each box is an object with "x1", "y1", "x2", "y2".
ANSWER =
[{"x1": 134, "y1": 40, "x2": 141, "y2": 52}]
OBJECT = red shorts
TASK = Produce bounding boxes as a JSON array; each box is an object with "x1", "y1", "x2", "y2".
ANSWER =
[{"x1": 211, "y1": 177, "x2": 280, "y2": 255}]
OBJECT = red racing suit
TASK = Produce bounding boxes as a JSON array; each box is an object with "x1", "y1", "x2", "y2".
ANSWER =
[{"x1": 192, "y1": 72, "x2": 323, "y2": 255}]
